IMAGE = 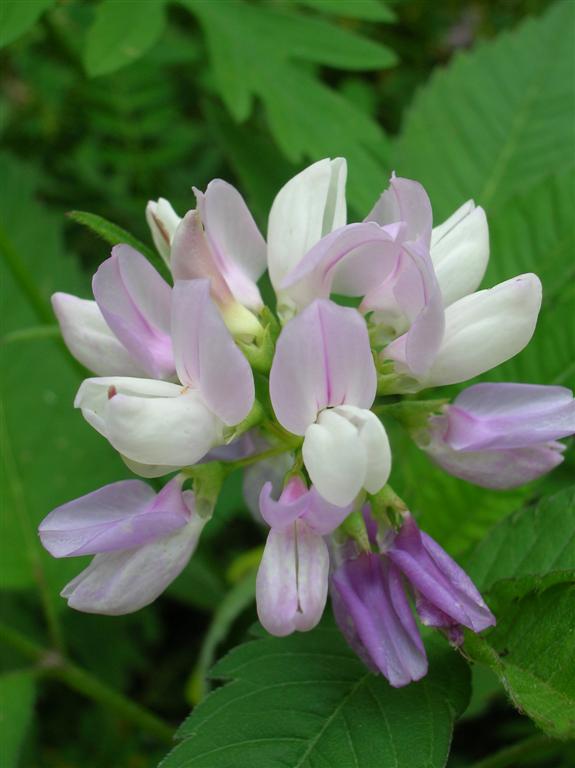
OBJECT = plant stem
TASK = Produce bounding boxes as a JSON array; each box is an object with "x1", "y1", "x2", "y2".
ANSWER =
[
  {"x1": 470, "y1": 734, "x2": 557, "y2": 768},
  {"x1": 0, "y1": 225, "x2": 53, "y2": 324},
  {"x1": 1, "y1": 325, "x2": 61, "y2": 346},
  {"x1": 230, "y1": 444, "x2": 291, "y2": 471},
  {"x1": 0, "y1": 401, "x2": 66, "y2": 654},
  {"x1": 0, "y1": 622, "x2": 174, "y2": 744}
]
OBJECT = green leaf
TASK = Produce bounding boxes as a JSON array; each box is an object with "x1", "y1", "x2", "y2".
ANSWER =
[
  {"x1": 480, "y1": 171, "x2": 575, "y2": 386},
  {"x1": 84, "y1": 0, "x2": 166, "y2": 77},
  {"x1": 67, "y1": 210, "x2": 170, "y2": 281},
  {"x1": 394, "y1": 1, "x2": 575, "y2": 217},
  {"x1": 0, "y1": 154, "x2": 125, "y2": 597},
  {"x1": 0, "y1": 670, "x2": 35, "y2": 767},
  {"x1": 184, "y1": 0, "x2": 393, "y2": 212},
  {"x1": 465, "y1": 486, "x2": 575, "y2": 603},
  {"x1": 0, "y1": 0, "x2": 55, "y2": 49},
  {"x1": 464, "y1": 585, "x2": 575, "y2": 739},
  {"x1": 296, "y1": 0, "x2": 396, "y2": 22},
  {"x1": 160, "y1": 628, "x2": 470, "y2": 768}
]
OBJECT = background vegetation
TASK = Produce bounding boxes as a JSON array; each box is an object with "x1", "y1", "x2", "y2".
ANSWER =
[{"x1": 1, "y1": 1, "x2": 573, "y2": 766}]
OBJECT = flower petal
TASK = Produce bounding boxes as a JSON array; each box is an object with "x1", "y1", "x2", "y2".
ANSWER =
[
  {"x1": 303, "y1": 409, "x2": 366, "y2": 507},
  {"x1": 170, "y1": 210, "x2": 233, "y2": 305},
  {"x1": 270, "y1": 300, "x2": 376, "y2": 435},
  {"x1": 281, "y1": 222, "x2": 401, "y2": 313},
  {"x1": 446, "y1": 383, "x2": 575, "y2": 450},
  {"x1": 331, "y1": 553, "x2": 428, "y2": 687},
  {"x1": 334, "y1": 406, "x2": 391, "y2": 495},
  {"x1": 52, "y1": 293, "x2": 147, "y2": 377},
  {"x1": 411, "y1": 273, "x2": 542, "y2": 387},
  {"x1": 256, "y1": 527, "x2": 298, "y2": 636},
  {"x1": 92, "y1": 245, "x2": 174, "y2": 379},
  {"x1": 431, "y1": 203, "x2": 489, "y2": 306},
  {"x1": 387, "y1": 516, "x2": 495, "y2": 633},
  {"x1": 75, "y1": 377, "x2": 223, "y2": 467},
  {"x1": 366, "y1": 175, "x2": 432, "y2": 248},
  {"x1": 38, "y1": 477, "x2": 189, "y2": 557},
  {"x1": 172, "y1": 279, "x2": 255, "y2": 425},
  {"x1": 145, "y1": 198, "x2": 181, "y2": 264},
  {"x1": 195, "y1": 180, "x2": 266, "y2": 310},
  {"x1": 293, "y1": 522, "x2": 329, "y2": 632},
  {"x1": 61, "y1": 505, "x2": 204, "y2": 615},
  {"x1": 267, "y1": 158, "x2": 347, "y2": 290}
]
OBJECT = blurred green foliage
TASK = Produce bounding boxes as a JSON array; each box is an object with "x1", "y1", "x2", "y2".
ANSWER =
[{"x1": 1, "y1": 1, "x2": 573, "y2": 766}]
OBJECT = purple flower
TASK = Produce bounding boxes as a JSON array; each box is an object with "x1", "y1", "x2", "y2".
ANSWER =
[
  {"x1": 256, "y1": 477, "x2": 351, "y2": 636},
  {"x1": 39, "y1": 477, "x2": 205, "y2": 615},
  {"x1": 331, "y1": 552, "x2": 428, "y2": 687},
  {"x1": 420, "y1": 383, "x2": 575, "y2": 488},
  {"x1": 386, "y1": 515, "x2": 495, "y2": 643},
  {"x1": 269, "y1": 299, "x2": 391, "y2": 505}
]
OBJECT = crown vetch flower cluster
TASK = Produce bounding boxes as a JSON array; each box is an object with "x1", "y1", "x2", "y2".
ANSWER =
[{"x1": 42, "y1": 159, "x2": 575, "y2": 687}]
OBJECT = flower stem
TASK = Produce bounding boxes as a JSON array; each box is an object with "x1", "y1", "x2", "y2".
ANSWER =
[
  {"x1": 470, "y1": 734, "x2": 557, "y2": 768},
  {"x1": 0, "y1": 622, "x2": 174, "y2": 744},
  {"x1": 0, "y1": 401, "x2": 66, "y2": 654}
]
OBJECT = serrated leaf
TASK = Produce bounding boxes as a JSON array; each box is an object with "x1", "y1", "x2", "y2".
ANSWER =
[
  {"x1": 160, "y1": 627, "x2": 469, "y2": 768},
  {"x1": 464, "y1": 585, "x2": 575, "y2": 738},
  {"x1": 184, "y1": 0, "x2": 393, "y2": 212},
  {"x1": 0, "y1": 0, "x2": 55, "y2": 49},
  {"x1": 0, "y1": 671, "x2": 36, "y2": 767},
  {"x1": 84, "y1": 0, "x2": 166, "y2": 77},
  {"x1": 480, "y1": 171, "x2": 575, "y2": 386},
  {"x1": 464, "y1": 486, "x2": 575, "y2": 603},
  {"x1": 296, "y1": 0, "x2": 396, "y2": 22},
  {"x1": 394, "y1": 1, "x2": 575, "y2": 217},
  {"x1": 67, "y1": 210, "x2": 170, "y2": 280}
]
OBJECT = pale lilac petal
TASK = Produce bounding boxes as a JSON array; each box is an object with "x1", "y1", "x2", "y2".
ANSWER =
[
  {"x1": 170, "y1": 210, "x2": 233, "y2": 305},
  {"x1": 259, "y1": 479, "x2": 351, "y2": 533},
  {"x1": 270, "y1": 300, "x2": 376, "y2": 435},
  {"x1": 256, "y1": 527, "x2": 298, "y2": 636},
  {"x1": 195, "y1": 180, "x2": 266, "y2": 310},
  {"x1": 38, "y1": 478, "x2": 189, "y2": 557},
  {"x1": 268, "y1": 158, "x2": 347, "y2": 291},
  {"x1": 366, "y1": 176, "x2": 432, "y2": 248},
  {"x1": 302, "y1": 487, "x2": 352, "y2": 535},
  {"x1": 292, "y1": 523, "x2": 329, "y2": 632},
  {"x1": 281, "y1": 222, "x2": 401, "y2": 312},
  {"x1": 92, "y1": 245, "x2": 174, "y2": 379},
  {"x1": 373, "y1": 241, "x2": 445, "y2": 377},
  {"x1": 243, "y1": 452, "x2": 294, "y2": 522},
  {"x1": 331, "y1": 553, "x2": 428, "y2": 687},
  {"x1": 172, "y1": 279, "x2": 255, "y2": 425},
  {"x1": 423, "y1": 425, "x2": 566, "y2": 489},
  {"x1": 256, "y1": 523, "x2": 329, "y2": 636},
  {"x1": 446, "y1": 383, "x2": 575, "y2": 450},
  {"x1": 61, "y1": 508, "x2": 205, "y2": 615},
  {"x1": 259, "y1": 478, "x2": 310, "y2": 530},
  {"x1": 387, "y1": 516, "x2": 495, "y2": 633},
  {"x1": 52, "y1": 293, "x2": 147, "y2": 377}
]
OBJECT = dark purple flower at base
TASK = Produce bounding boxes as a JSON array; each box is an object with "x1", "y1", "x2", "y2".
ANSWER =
[
  {"x1": 331, "y1": 552, "x2": 428, "y2": 687},
  {"x1": 387, "y1": 514, "x2": 495, "y2": 642}
]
